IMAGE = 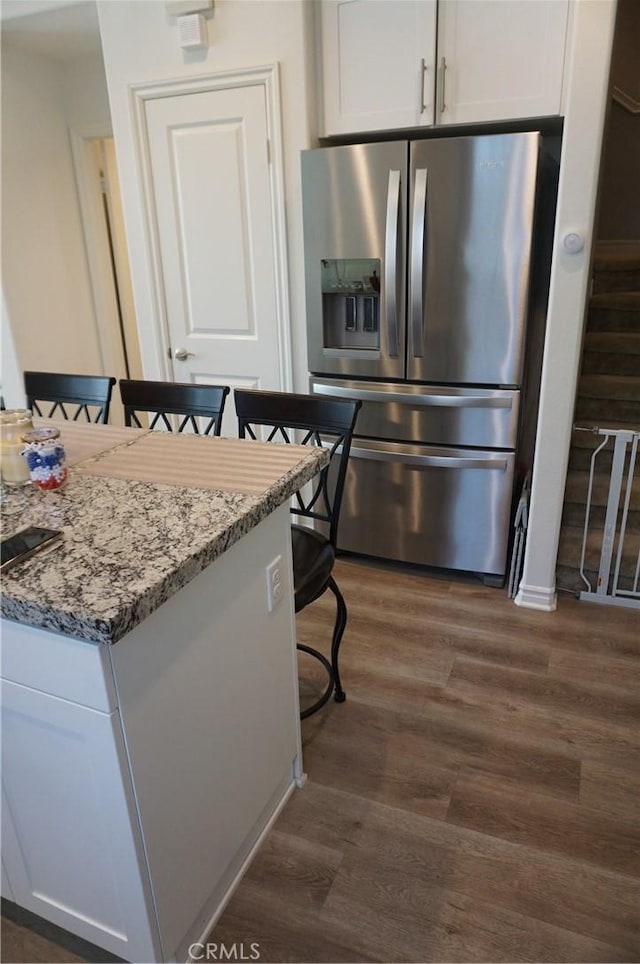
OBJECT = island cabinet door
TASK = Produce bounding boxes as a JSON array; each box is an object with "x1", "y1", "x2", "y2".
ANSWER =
[{"x1": 1, "y1": 679, "x2": 162, "y2": 963}]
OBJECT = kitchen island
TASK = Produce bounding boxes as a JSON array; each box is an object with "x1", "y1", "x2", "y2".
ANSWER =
[{"x1": 1, "y1": 422, "x2": 327, "y2": 962}]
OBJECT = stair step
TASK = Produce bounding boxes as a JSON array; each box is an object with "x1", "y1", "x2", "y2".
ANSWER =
[
  {"x1": 587, "y1": 295, "x2": 640, "y2": 334},
  {"x1": 561, "y1": 500, "x2": 640, "y2": 531},
  {"x1": 592, "y1": 271, "x2": 640, "y2": 295},
  {"x1": 564, "y1": 468, "x2": 640, "y2": 509},
  {"x1": 587, "y1": 309, "x2": 640, "y2": 335},
  {"x1": 557, "y1": 524, "x2": 640, "y2": 578},
  {"x1": 593, "y1": 241, "x2": 640, "y2": 272},
  {"x1": 584, "y1": 331, "x2": 640, "y2": 353},
  {"x1": 589, "y1": 291, "x2": 640, "y2": 309},
  {"x1": 578, "y1": 374, "x2": 640, "y2": 401},
  {"x1": 576, "y1": 400, "x2": 640, "y2": 426},
  {"x1": 575, "y1": 396, "x2": 640, "y2": 424},
  {"x1": 582, "y1": 352, "x2": 640, "y2": 376},
  {"x1": 575, "y1": 373, "x2": 640, "y2": 426}
]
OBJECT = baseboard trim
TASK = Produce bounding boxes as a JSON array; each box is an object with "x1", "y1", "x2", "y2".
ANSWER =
[{"x1": 514, "y1": 583, "x2": 558, "y2": 611}]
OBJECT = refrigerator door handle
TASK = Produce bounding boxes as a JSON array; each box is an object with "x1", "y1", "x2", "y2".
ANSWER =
[
  {"x1": 312, "y1": 382, "x2": 513, "y2": 410},
  {"x1": 349, "y1": 446, "x2": 508, "y2": 471},
  {"x1": 384, "y1": 169, "x2": 401, "y2": 358},
  {"x1": 410, "y1": 168, "x2": 428, "y2": 358}
]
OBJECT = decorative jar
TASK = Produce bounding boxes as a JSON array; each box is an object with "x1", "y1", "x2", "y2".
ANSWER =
[
  {"x1": 21, "y1": 427, "x2": 68, "y2": 491},
  {"x1": 0, "y1": 409, "x2": 33, "y2": 485}
]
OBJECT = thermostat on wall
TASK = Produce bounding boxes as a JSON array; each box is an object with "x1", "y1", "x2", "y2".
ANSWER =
[{"x1": 178, "y1": 13, "x2": 208, "y2": 49}]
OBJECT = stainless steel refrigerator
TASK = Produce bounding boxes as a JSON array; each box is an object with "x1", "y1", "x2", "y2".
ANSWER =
[{"x1": 301, "y1": 132, "x2": 556, "y2": 583}]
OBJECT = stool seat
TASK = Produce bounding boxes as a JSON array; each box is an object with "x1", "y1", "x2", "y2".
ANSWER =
[{"x1": 291, "y1": 524, "x2": 335, "y2": 612}]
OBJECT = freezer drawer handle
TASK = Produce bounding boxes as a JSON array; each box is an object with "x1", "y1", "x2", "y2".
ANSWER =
[
  {"x1": 410, "y1": 168, "x2": 428, "y2": 358},
  {"x1": 349, "y1": 446, "x2": 508, "y2": 471},
  {"x1": 384, "y1": 170, "x2": 401, "y2": 358},
  {"x1": 313, "y1": 383, "x2": 512, "y2": 410}
]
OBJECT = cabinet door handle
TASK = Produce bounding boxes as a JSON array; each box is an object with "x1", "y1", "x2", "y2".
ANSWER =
[
  {"x1": 439, "y1": 56, "x2": 447, "y2": 114},
  {"x1": 420, "y1": 58, "x2": 428, "y2": 114}
]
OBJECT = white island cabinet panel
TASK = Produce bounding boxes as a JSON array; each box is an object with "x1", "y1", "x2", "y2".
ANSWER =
[
  {"x1": 110, "y1": 504, "x2": 300, "y2": 962},
  {"x1": 0, "y1": 681, "x2": 160, "y2": 962}
]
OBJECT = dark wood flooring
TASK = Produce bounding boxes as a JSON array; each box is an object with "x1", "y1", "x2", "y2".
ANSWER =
[{"x1": 3, "y1": 559, "x2": 639, "y2": 962}]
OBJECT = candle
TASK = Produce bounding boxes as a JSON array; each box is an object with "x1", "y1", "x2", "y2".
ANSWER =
[{"x1": 0, "y1": 410, "x2": 33, "y2": 486}]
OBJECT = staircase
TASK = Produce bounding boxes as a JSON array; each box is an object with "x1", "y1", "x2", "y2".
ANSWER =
[{"x1": 556, "y1": 242, "x2": 640, "y2": 596}]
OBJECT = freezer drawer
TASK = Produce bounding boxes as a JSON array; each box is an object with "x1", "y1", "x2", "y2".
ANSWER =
[
  {"x1": 335, "y1": 438, "x2": 515, "y2": 577},
  {"x1": 311, "y1": 377, "x2": 520, "y2": 448}
]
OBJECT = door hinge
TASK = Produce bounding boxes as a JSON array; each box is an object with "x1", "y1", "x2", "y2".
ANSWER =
[
  {"x1": 167, "y1": 346, "x2": 172, "y2": 360},
  {"x1": 99, "y1": 175, "x2": 108, "y2": 194},
  {"x1": 266, "y1": 139, "x2": 271, "y2": 164}
]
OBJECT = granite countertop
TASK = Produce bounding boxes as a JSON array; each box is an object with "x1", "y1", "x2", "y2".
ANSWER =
[{"x1": 1, "y1": 430, "x2": 328, "y2": 644}]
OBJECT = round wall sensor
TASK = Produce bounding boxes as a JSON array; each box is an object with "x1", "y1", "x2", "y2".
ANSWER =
[{"x1": 562, "y1": 231, "x2": 585, "y2": 254}]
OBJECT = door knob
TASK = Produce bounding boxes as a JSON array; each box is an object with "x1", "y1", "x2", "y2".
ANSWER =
[{"x1": 174, "y1": 347, "x2": 195, "y2": 361}]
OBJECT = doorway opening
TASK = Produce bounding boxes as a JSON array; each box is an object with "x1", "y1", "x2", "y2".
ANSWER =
[{"x1": 71, "y1": 129, "x2": 143, "y2": 424}]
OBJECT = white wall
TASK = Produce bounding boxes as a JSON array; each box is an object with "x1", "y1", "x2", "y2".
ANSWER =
[
  {"x1": 515, "y1": 0, "x2": 617, "y2": 610},
  {"x1": 62, "y1": 52, "x2": 112, "y2": 128},
  {"x1": 96, "y1": 0, "x2": 317, "y2": 392},
  {"x1": 0, "y1": 45, "x2": 106, "y2": 390},
  {"x1": 1, "y1": 290, "x2": 25, "y2": 408}
]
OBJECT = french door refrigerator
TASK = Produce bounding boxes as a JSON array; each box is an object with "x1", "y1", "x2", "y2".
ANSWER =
[{"x1": 301, "y1": 132, "x2": 546, "y2": 583}]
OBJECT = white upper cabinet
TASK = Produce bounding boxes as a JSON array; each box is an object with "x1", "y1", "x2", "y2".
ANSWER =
[
  {"x1": 320, "y1": 0, "x2": 437, "y2": 135},
  {"x1": 437, "y1": 1, "x2": 569, "y2": 125},
  {"x1": 319, "y1": 0, "x2": 569, "y2": 136}
]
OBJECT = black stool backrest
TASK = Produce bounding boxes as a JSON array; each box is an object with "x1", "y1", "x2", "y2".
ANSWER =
[
  {"x1": 235, "y1": 389, "x2": 362, "y2": 548},
  {"x1": 119, "y1": 379, "x2": 230, "y2": 436},
  {"x1": 24, "y1": 371, "x2": 116, "y2": 424}
]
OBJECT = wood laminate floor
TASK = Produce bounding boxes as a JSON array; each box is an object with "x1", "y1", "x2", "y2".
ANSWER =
[{"x1": 3, "y1": 559, "x2": 639, "y2": 963}]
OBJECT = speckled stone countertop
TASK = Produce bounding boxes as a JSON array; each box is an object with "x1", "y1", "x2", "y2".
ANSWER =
[{"x1": 1, "y1": 430, "x2": 328, "y2": 645}]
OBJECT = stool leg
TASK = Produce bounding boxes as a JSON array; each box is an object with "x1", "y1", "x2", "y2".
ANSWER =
[{"x1": 328, "y1": 576, "x2": 347, "y2": 702}]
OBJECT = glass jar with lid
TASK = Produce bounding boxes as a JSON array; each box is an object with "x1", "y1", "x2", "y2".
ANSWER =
[
  {"x1": 0, "y1": 409, "x2": 33, "y2": 485},
  {"x1": 22, "y1": 427, "x2": 68, "y2": 491}
]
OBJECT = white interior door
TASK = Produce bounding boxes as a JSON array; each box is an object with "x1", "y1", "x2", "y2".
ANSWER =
[{"x1": 144, "y1": 84, "x2": 284, "y2": 434}]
